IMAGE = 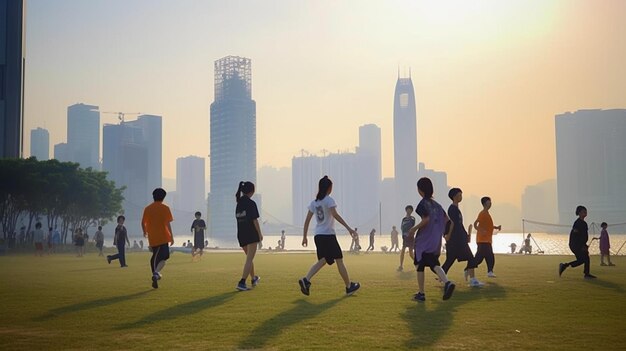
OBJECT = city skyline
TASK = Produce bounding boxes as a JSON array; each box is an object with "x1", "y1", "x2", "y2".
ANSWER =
[{"x1": 21, "y1": 0, "x2": 626, "y2": 208}]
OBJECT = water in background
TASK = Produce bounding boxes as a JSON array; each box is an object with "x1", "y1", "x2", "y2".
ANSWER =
[{"x1": 118, "y1": 232, "x2": 626, "y2": 256}]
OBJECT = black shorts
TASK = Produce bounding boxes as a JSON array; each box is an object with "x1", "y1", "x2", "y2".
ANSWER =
[
  {"x1": 446, "y1": 243, "x2": 474, "y2": 262},
  {"x1": 402, "y1": 235, "x2": 415, "y2": 248},
  {"x1": 238, "y1": 230, "x2": 260, "y2": 247},
  {"x1": 315, "y1": 235, "x2": 343, "y2": 265},
  {"x1": 151, "y1": 243, "x2": 170, "y2": 265},
  {"x1": 414, "y1": 252, "x2": 440, "y2": 272}
]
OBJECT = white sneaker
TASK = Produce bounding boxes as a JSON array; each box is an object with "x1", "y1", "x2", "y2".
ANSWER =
[
  {"x1": 463, "y1": 269, "x2": 469, "y2": 282},
  {"x1": 469, "y1": 278, "x2": 485, "y2": 287},
  {"x1": 487, "y1": 271, "x2": 497, "y2": 278}
]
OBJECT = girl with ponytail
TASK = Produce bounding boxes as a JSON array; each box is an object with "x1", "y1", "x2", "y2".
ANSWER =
[
  {"x1": 298, "y1": 176, "x2": 361, "y2": 296},
  {"x1": 235, "y1": 181, "x2": 262, "y2": 291}
]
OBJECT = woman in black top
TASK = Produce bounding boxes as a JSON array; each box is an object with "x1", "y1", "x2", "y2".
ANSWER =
[
  {"x1": 559, "y1": 206, "x2": 596, "y2": 279},
  {"x1": 235, "y1": 181, "x2": 263, "y2": 291}
]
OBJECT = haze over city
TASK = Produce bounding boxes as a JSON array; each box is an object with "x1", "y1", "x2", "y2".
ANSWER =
[{"x1": 22, "y1": 0, "x2": 626, "y2": 217}]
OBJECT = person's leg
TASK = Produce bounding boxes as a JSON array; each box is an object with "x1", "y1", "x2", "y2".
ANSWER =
[
  {"x1": 241, "y1": 243, "x2": 257, "y2": 281},
  {"x1": 119, "y1": 244, "x2": 126, "y2": 267},
  {"x1": 583, "y1": 250, "x2": 590, "y2": 275},
  {"x1": 433, "y1": 265, "x2": 449, "y2": 283},
  {"x1": 306, "y1": 258, "x2": 327, "y2": 280},
  {"x1": 399, "y1": 247, "x2": 406, "y2": 268},
  {"x1": 474, "y1": 243, "x2": 486, "y2": 268},
  {"x1": 485, "y1": 244, "x2": 495, "y2": 273},
  {"x1": 335, "y1": 258, "x2": 351, "y2": 287},
  {"x1": 416, "y1": 269, "x2": 425, "y2": 294},
  {"x1": 441, "y1": 253, "x2": 456, "y2": 274}
]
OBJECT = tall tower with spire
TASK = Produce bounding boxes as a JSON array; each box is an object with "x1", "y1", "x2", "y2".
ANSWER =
[{"x1": 393, "y1": 72, "x2": 418, "y2": 208}]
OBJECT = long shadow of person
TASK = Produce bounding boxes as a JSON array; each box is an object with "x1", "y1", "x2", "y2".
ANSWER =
[
  {"x1": 583, "y1": 278, "x2": 625, "y2": 293},
  {"x1": 238, "y1": 297, "x2": 344, "y2": 350},
  {"x1": 116, "y1": 291, "x2": 236, "y2": 329},
  {"x1": 35, "y1": 290, "x2": 153, "y2": 321},
  {"x1": 402, "y1": 283, "x2": 507, "y2": 348}
]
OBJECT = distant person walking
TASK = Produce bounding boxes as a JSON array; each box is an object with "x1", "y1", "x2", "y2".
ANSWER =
[
  {"x1": 107, "y1": 216, "x2": 129, "y2": 267},
  {"x1": 398, "y1": 205, "x2": 416, "y2": 271},
  {"x1": 366, "y1": 228, "x2": 376, "y2": 252},
  {"x1": 235, "y1": 181, "x2": 262, "y2": 291},
  {"x1": 442, "y1": 188, "x2": 484, "y2": 287},
  {"x1": 142, "y1": 188, "x2": 175, "y2": 289},
  {"x1": 559, "y1": 206, "x2": 596, "y2": 279},
  {"x1": 191, "y1": 211, "x2": 207, "y2": 258},
  {"x1": 94, "y1": 226, "x2": 104, "y2": 256},
  {"x1": 597, "y1": 222, "x2": 615, "y2": 266},
  {"x1": 299, "y1": 176, "x2": 360, "y2": 296},
  {"x1": 473, "y1": 196, "x2": 501, "y2": 278},
  {"x1": 74, "y1": 228, "x2": 85, "y2": 257},
  {"x1": 33, "y1": 222, "x2": 45, "y2": 257},
  {"x1": 390, "y1": 226, "x2": 399, "y2": 252},
  {"x1": 350, "y1": 228, "x2": 361, "y2": 252},
  {"x1": 280, "y1": 230, "x2": 286, "y2": 250},
  {"x1": 407, "y1": 177, "x2": 455, "y2": 302}
]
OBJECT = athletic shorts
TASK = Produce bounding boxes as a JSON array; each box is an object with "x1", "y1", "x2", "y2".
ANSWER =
[
  {"x1": 402, "y1": 235, "x2": 415, "y2": 248},
  {"x1": 151, "y1": 243, "x2": 170, "y2": 262},
  {"x1": 446, "y1": 243, "x2": 475, "y2": 262},
  {"x1": 414, "y1": 252, "x2": 440, "y2": 272},
  {"x1": 315, "y1": 235, "x2": 343, "y2": 265},
  {"x1": 194, "y1": 233, "x2": 205, "y2": 249},
  {"x1": 237, "y1": 230, "x2": 260, "y2": 248}
]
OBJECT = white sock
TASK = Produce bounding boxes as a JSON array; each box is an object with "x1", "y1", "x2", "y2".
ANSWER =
[{"x1": 433, "y1": 266, "x2": 449, "y2": 283}]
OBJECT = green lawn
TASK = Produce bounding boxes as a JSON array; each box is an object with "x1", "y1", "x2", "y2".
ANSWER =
[{"x1": 0, "y1": 250, "x2": 624, "y2": 350}]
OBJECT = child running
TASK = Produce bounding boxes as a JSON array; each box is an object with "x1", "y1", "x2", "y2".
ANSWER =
[
  {"x1": 190, "y1": 211, "x2": 207, "y2": 258},
  {"x1": 442, "y1": 188, "x2": 484, "y2": 287},
  {"x1": 107, "y1": 216, "x2": 129, "y2": 267},
  {"x1": 142, "y1": 188, "x2": 175, "y2": 289},
  {"x1": 597, "y1": 222, "x2": 615, "y2": 266},
  {"x1": 473, "y1": 196, "x2": 501, "y2": 278},
  {"x1": 559, "y1": 206, "x2": 597, "y2": 279},
  {"x1": 299, "y1": 176, "x2": 360, "y2": 296},
  {"x1": 235, "y1": 181, "x2": 263, "y2": 291},
  {"x1": 407, "y1": 177, "x2": 455, "y2": 302},
  {"x1": 398, "y1": 205, "x2": 416, "y2": 271}
]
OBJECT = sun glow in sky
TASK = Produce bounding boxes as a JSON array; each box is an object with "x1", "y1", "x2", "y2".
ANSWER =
[{"x1": 23, "y1": 0, "x2": 626, "y2": 206}]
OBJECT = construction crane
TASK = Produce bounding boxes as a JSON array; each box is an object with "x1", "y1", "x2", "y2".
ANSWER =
[{"x1": 101, "y1": 111, "x2": 142, "y2": 123}]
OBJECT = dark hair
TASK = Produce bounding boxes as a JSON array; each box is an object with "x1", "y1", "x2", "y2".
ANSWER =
[
  {"x1": 405, "y1": 205, "x2": 414, "y2": 211},
  {"x1": 575, "y1": 205, "x2": 587, "y2": 216},
  {"x1": 98, "y1": 226, "x2": 102, "y2": 230},
  {"x1": 316, "y1": 176, "x2": 333, "y2": 201},
  {"x1": 448, "y1": 188, "x2": 462, "y2": 200},
  {"x1": 153, "y1": 188, "x2": 167, "y2": 201},
  {"x1": 236, "y1": 181, "x2": 255, "y2": 202},
  {"x1": 195, "y1": 211, "x2": 201, "y2": 216},
  {"x1": 601, "y1": 222, "x2": 607, "y2": 228},
  {"x1": 481, "y1": 196, "x2": 491, "y2": 206},
  {"x1": 35, "y1": 222, "x2": 42, "y2": 229},
  {"x1": 117, "y1": 215, "x2": 125, "y2": 222},
  {"x1": 49, "y1": 227, "x2": 53, "y2": 231},
  {"x1": 417, "y1": 177, "x2": 434, "y2": 199}
]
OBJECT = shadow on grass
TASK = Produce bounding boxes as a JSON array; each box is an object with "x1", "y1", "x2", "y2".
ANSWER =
[
  {"x1": 396, "y1": 271, "x2": 415, "y2": 280},
  {"x1": 402, "y1": 283, "x2": 507, "y2": 348},
  {"x1": 35, "y1": 290, "x2": 153, "y2": 321},
  {"x1": 584, "y1": 278, "x2": 625, "y2": 293},
  {"x1": 238, "y1": 297, "x2": 343, "y2": 349},
  {"x1": 116, "y1": 291, "x2": 236, "y2": 329},
  {"x1": 67, "y1": 266, "x2": 118, "y2": 272}
]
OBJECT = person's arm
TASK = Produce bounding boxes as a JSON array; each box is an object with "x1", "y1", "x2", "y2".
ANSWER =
[
  {"x1": 191, "y1": 221, "x2": 195, "y2": 233},
  {"x1": 253, "y1": 219, "x2": 263, "y2": 242},
  {"x1": 302, "y1": 211, "x2": 313, "y2": 247},
  {"x1": 125, "y1": 229, "x2": 130, "y2": 246},
  {"x1": 408, "y1": 217, "x2": 429, "y2": 237},
  {"x1": 330, "y1": 207, "x2": 356, "y2": 237},
  {"x1": 473, "y1": 218, "x2": 480, "y2": 232},
  {"x1": 167, "y1": 223, "x2": 174, "y2": 246},
  {"x1": 113, "y1": 230, "x2": 118, "y2": 246},
  {"x1": 445, "y1": 221, "x2": 454, "y2": 241},
  {"x1": 141, "y1": 218, "x2": 147, "y2": 238}
]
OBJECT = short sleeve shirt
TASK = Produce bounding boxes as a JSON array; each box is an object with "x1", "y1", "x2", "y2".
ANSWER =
[
  {"x1": 308, "y1": 196, "x2": 337, "y2": 235},
  {"x1": 569, "y1": 218, "x2": 588, "y2": 249},
  {"x1": 475, "y1": 210, "x2": 494, "y2": 243},
  {"x1": 142, "y1": 202, "x2": 174, "y2": 247},
  {"x1": 447, "y1": 205, "x2": 468, "y2": 246},
  {"x1": 236, "y1": 196, "x2": 260, "y2": 236},
  {"x1": 33, "y1": 229, "x2": 44, "y2": 243},
  {"x1": 192, "y1": 219, "x2": 206, "y2": 235},
  {"x1": 401, "y1": 216, "x2": 416, "y2": 236},
  {"x1": 115, "y1": 225, "x2": 127, "y2": 245}
]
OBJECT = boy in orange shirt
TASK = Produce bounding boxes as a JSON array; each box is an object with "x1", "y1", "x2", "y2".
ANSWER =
[
  {"x1": 142, "y1": 188, "x2": 175, "y2": 289},
  {"x1": 473, "y1": 196, "x2": 501, "y2": 278}
]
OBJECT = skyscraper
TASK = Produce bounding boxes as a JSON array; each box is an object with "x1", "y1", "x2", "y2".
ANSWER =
[
  {"x1": 209, "y1": 56, "x2": 257, "y2": 240},
  {"x1": 356, "y1": 124, "x2": 382, "y2": 230},
  {"x1": 30, "y1": 127, "x2": 49, "y2": 160},
  {"x1": 67, "y1": 103, "x2": 100, "y2": 170},
  {"x1": 176, "y1": 155, "x2": 206, "y2": 214},
  {"x1": 555, "y1": 109, "x2": 626, "y2": 224},
  {"x1": 393, "y1": 74, "x2": 418, "y2": 209},
  {"x1": 0, "y1": 0, "x2": 26, "y2": 158}
]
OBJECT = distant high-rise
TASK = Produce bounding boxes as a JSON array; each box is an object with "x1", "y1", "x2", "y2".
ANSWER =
[
  {"x1": 209, "y1": 56, "x2": 257, "y2": 240},
  {"x1": 103, "y1": 115, "x2": 162, "y2": 218},
  {"x1": 53, "y1": 142, "x2": 69, "y2": 162},
  {"x1": 30, "y1": 127, "x2": 49, "y2": 160},
  {"x1": 0, "y1": 0, "x2": 26, "y2": 158},
  {"x1": 393, "y1": 74, "x2": 418, "y2": 209},
  {"x1": 356, "y1": 124, "x2": 382, "y2": 229},
  {"x1": 176, "y1": 156, "x2": 206, "y2": 214},
  {"x1": 555, "y1": 109, "x2": 626, "y2": 224},
  {"x1": 67, "y1": 103, "x2": 100, "y2": 170}
]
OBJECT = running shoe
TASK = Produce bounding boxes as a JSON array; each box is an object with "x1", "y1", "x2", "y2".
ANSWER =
[
  {"x1": 469, "y1": 278, "x2": 485, "y2": 287},
  {"x1": 151, "y1": 274, "x2": 159, "y2": 289},
  {"x1": 443, "y1": 281, "x2": 456, "y2": 300},
  {"x1": 252, "y1": 275, "x2": 261, "y2": 287},
  {"x1": 559, "y1": 263, "x2": 567, "y2": 277},
  {"x1": 584, "y1": 274, "x2": 597, "y2": 279},
  {"x1": 412, "y1": 292, "x2": 426, "y2": 302},
  {"x1": 298, "y1": 278, "x2": 311, "y2": 296},
  {"x1": 487, "y1": 271, "x2": 497, "y2": 278},
  {"x1": 236, "y1": 281, "x2": 249, "y2": 291},
  {"x1": 346, "y1": 282, "x2": 361, "y2": 296}
]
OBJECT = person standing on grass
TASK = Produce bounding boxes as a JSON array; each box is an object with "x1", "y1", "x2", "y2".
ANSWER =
[
  {"x1": 191, "y1": 211, "x2": 207, "y2": 258},
  {"x1": 442, "y1": 188, "x2": 484, "y2": 287},
  {"x1": 299, "y1": 176, "x2": 360, "y2": 297},
  {"x1": 366, "y1": 228, "x2": 376, "y2": 252},
  {"x1": 280, "y1": 230, "x2": 286, "y2": 250},
  {"x1": 596, "y1": 222, "x2": 615, "y2": 266},
  {"x1": 107, "y1": 216, "x2": 129, "y2": 267},
  {"x1": 390, "y1": 226, "x2": 399, "y2": 253},
  {"x1": 94, "y1": 226, "x2": 104, "y2": 257},
  {"x1": 74, "y1": 228, "x2": 85, "y2": 257},
  {"x1": 473, "y1": 196, "x2": 502, "y2": 278},
  {"x1": 407, "y1": 177, "x2": 455, "y2": 302},
  {"x1": 33, "y1": 222, "x2": 44, "y2": 257},
  {"x1": 142, "y1": 188, "x2": 175, "y2": 289},
  {"x1": 235, "y1": 181, "x2": 262, "y2": 291},
  {"x1": 559, "y1": 206, "x2": 596, "y2": 279},
  {"x1": 398, "y1": 205, "x2": 416, "y2": 271}
]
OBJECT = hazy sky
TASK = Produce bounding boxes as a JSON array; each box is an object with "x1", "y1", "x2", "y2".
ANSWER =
[{"x1": 24, "y1": 0, "x2": 626, "y2": 206}]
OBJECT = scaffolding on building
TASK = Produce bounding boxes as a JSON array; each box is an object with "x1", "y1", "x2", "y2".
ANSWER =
[{"x1": 214, "y1": 56, "x2": 252, "y2": 101}]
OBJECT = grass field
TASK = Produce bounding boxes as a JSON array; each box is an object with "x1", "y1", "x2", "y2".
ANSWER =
[{"x1": 1, "y1": 250, "x2": 625, "y2": 350}]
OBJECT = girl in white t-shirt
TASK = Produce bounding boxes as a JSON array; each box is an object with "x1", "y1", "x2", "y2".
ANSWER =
[{"x1": 299, "y1": 176, "x2": 361, "y2": 296}]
